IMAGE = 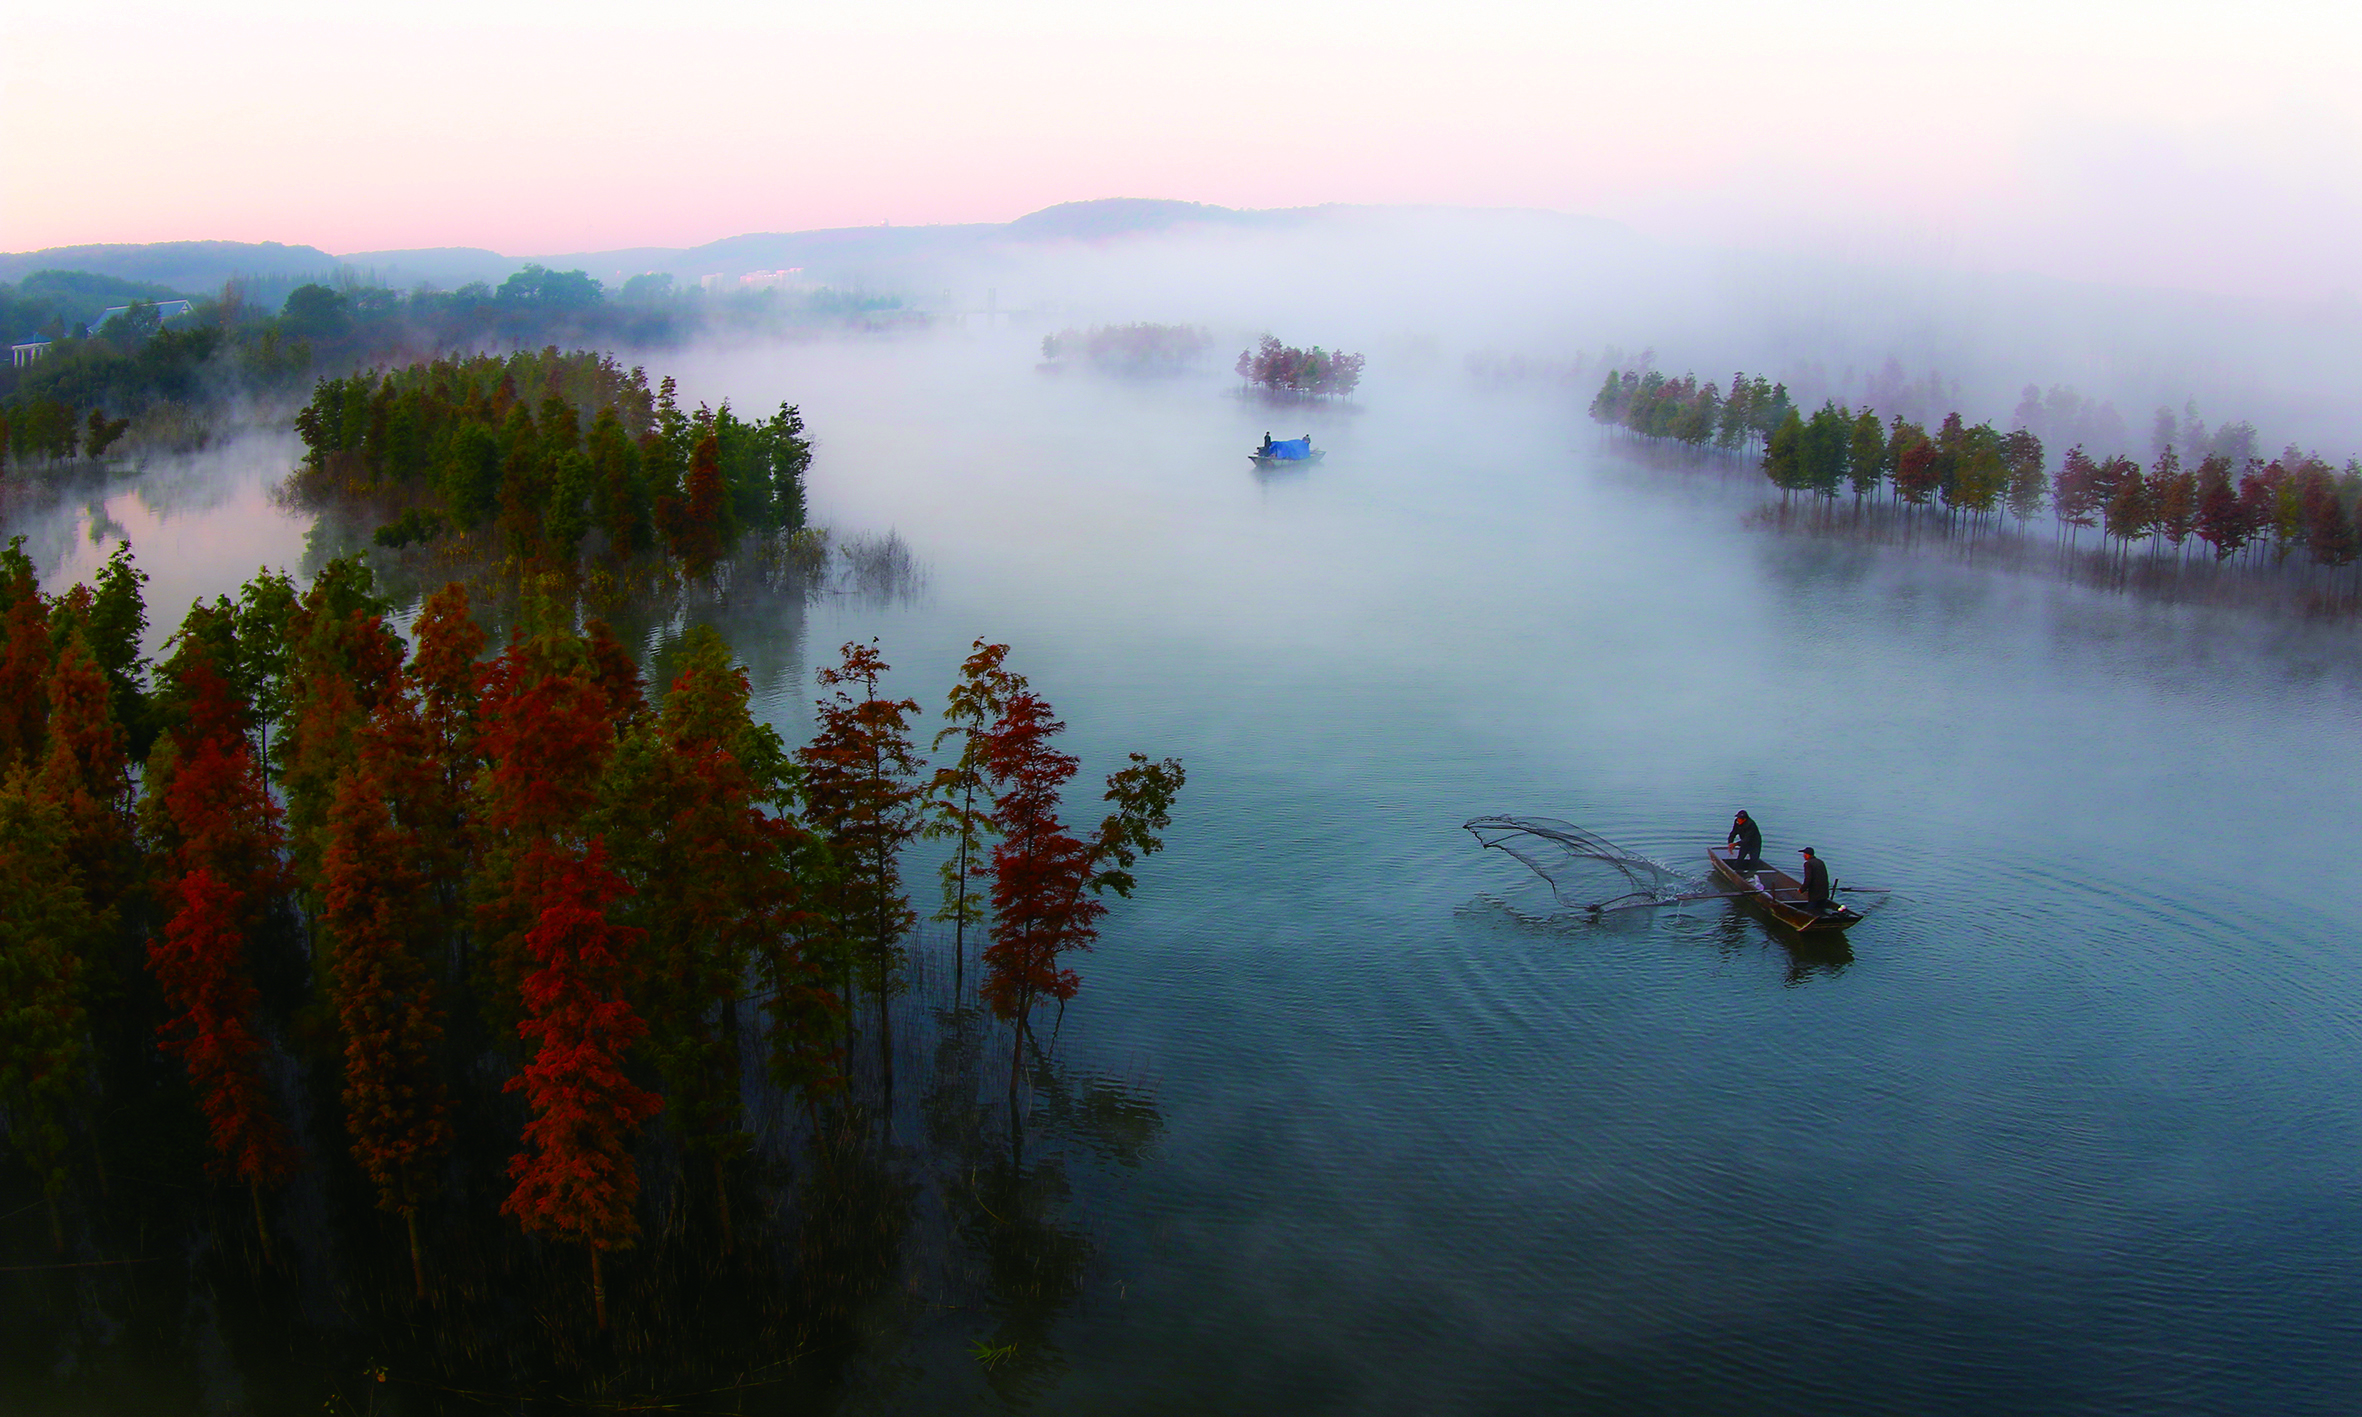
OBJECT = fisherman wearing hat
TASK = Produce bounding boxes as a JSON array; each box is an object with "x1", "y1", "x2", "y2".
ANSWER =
[
  {"x1": 1727, "y1": 811, "x2": 1764, "y2": 871},
  {"x1": 1798, "y1": 847, "x2": 1832, "y2": 913}
]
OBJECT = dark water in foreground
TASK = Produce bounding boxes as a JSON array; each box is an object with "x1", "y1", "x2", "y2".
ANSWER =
[{"x1": 10, "y1": 333, "x2": 2362, "y2": 1413}]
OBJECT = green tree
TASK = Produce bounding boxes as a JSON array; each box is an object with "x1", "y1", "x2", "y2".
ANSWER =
[
  {"x1": 440, "y1": 424, "x2": 502, "y2": 528},
  {"x1": 548, "y1": 450, "x2": 594, "y2": 561},
  {"x1": 2002, "y1": 429, "x2": 2049, "y2": 525},
  {"x1": 85, "y1": 541, "x2": 153, "y2": 759},
  {"x1": 1847, "y1": 409, "x2": 1888, "y2": 505},
  {"x1": 1800, "y1": 402, "x2": 1850, "y2": 505},
  {"x1": 796, "y1": 640, "x2": 925, "y2": 1101},
  {"x1": 586, "y1": 407, "x2": 650, "y2": 556},
  {"x1": 926, "y1": 640, "x2": 1028, "y2": 993},
  {"x1": 597, "y1": 626, "x2": 819, "y2": 1241},
  {"x1": 280, "y1": 284, "x2": 350, "y2": 342},
  {"x1": 0, "y1": 775, "x2": 93, "y2": 1250},
  {"x1": 1952, "y1": 423, "x2": 2008, "y2": 528},
  {"x1": 233, "y1": 567, "x2": 298, "y2": 772},
  {"x1": 1762, "y1": 410, "x2": 1806, "y2": 501},
  {"x1": 496, "y1": 404, "x2": 547, "y2": 560}
]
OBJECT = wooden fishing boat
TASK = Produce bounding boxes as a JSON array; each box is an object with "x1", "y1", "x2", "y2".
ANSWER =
[
  {"x1": 1707, "y1": 845, "x2": 1863, "y2": 932},
  {"x1": 1249, "y1": 436, "x2": 1324, "y2": 469}
]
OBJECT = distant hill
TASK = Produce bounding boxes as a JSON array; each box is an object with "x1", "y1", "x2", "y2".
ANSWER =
[
  {"x1": 530, "y1": 224, "x2": 999, "y2": 292},
  {"x1": 0, "y1": 200, "x2": 1342, "y2": 308},
  {"x1": 0, "y1": 240, "x2": 337, "y2": 297},
  {"x1": 1001, "y1": 198, "x2": 1275, "y2": 241},
  {"x1": 334, "y1": 247, "x2": 526, "y2": 291}
]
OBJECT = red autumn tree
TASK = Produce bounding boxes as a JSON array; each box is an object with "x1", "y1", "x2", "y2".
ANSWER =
[
  {"x1": 278, "y1": 560, "x2": 403, "y2": 901},
  {"x1": 583, "y1": 618, "x2": 646, "y2": 728},
  {"x1": 656, "y1": 432, "x2": 730, "y2": 576},
  {"x1": 796, "y1": 639, "x2": 924, "y2": 1097},
  {"x1": 2238, "y1": 462, "x2": 2285, "y2": 561},
  {"x1": 2309, "y1": 489, "x2": 2358, "y2": 571},
  {"x1": 472, "y1": 602, "x2": 657, "y2": 1325},
  {"x1": 145, "y1": 628, "x2": 296, "y2": 1251},
  {"x1": 500, "y1": 844, "x2": 659, "y2": 1330},
  {"x1": 153, "y1": 868, "x2": 295, "y2": 1248},
  {"x1": 1892, "y1": 433, "x2": 1941, "y2": 508},
  {"x1": 2195, "y1": 459, "x2": 2249, "y2": 562},
  {"x1": 472, "y1": 612, "x2": 626, "y2": 1024},
  {"x1": 977, "y1": 685, "x2": 1186, "y2": 1097},
  {"x1": 38, "y1": 629, "x2": 138, "y2": 913},
  {"x1": 323, "y1": 697, "x2": 453, "y2": 1299},
  {"x1": 977, "y1": 691, "x2": 1102, "y2": 1095},
  {"x1": 2054, "y1": 445, "x2": 2101, "y2": 544}
]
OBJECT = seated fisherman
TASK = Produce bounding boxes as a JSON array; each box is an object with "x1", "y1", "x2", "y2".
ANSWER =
[
  {"x1": 1727, "y1": 811, "x2": 1763, "y2": 870},
  {"x1": 1798, "y1": 847, "x2": 1833, "y2": 911}
]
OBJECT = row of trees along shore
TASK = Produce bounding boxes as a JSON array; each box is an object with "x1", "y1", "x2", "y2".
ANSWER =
[
  {"x1": 1589, "y1": 366, "x2": 2362, "y2": 596},
  {"x1": 1234, "y1": 335, "x2": 1366, "y2": 399},
  {"x1": 0, "y1": 540, "x2": 1184, "y2": 1329},
  {"x1": 0, "y1": 271, "x2": 914, "y2": 475},
  {"x1": 1039, "y1": 323, "x2": 1211, "y2": 373},
  {"x1": 290, "y1": 348, "x2": 809, "y2": 582}
]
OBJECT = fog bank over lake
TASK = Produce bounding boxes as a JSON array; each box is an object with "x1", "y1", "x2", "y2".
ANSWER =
[{"x1": 13, "y1": 314, "x2": 2357, "y2": 1410}]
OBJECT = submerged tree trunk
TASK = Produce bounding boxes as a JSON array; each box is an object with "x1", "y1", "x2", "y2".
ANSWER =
[
  {"x1": 591, "y1": 1247, "x2": 608, "y2": 1330},
  {"x1": 405, "y1": 1209, "x2": 427, "y2": 1300},
  {"x1": 842, "y1": 971, "x2": 858, "y2": 1080},
  {"x1": 712, "y1": 1151, "x2": 733, "y2": 1254},
  {"x1": 250, "y1": 1181, "x2": 273, "y2": 1265},
  {"x1": 874, "y1": 949, "x2": 894, "y2": 1111},
  {"x1": 952, "y1": 777, "x2": 977, "y2": 998},
  {"x1": 1007, "y1": 997, "x2": 1030, "y2": 1108}
]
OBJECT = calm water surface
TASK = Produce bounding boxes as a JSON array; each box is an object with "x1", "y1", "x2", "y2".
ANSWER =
[{"x1": 22, "y1": 332, "x2": 2362, "y2": 1413}]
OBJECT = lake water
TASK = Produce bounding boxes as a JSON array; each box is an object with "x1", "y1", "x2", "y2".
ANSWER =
[{"x1": 14, "y1": 329, "x2": 2362, "y2": 1413}]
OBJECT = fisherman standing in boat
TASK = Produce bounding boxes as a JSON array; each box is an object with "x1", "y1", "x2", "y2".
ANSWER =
[
  {"x1": 1798, "y1": 847, "x2": 1832, "y2": 913},
  {"x1": 1260, "y1": 432, "x2": 1274, "y2": 455},
  {"x1": 1727, "y1": 811, "x2": 1763, "y2": 871}
]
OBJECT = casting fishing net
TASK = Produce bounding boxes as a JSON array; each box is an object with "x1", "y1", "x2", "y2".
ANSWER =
[{"x1": 1461, "y1": 816, "x2": 1690, "y2": 913}]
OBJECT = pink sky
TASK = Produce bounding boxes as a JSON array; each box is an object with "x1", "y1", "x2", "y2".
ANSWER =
[{"x1": 6, "y1": 0, "x2": 2358, "y2": 299}]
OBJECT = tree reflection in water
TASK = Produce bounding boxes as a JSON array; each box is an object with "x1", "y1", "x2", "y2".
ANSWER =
[
  {"x1": 0, "y1": 935, "x2": 1161, "y2": 1414},
  {"x1": 922, "y1": 995, "x2": 1165, "y2": 1407}
]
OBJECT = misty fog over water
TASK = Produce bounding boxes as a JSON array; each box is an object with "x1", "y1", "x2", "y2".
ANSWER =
[{"x1": 13, "y1": 320, "x2": 2361, "y2": 1412}]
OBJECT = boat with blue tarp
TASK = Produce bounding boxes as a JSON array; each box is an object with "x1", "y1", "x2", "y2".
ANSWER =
[{"x1": 1250, "y1": 434, "x2": 1324, "y2": 469}]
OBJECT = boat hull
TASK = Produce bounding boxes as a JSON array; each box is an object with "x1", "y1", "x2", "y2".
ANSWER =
[
  {"x1": 1249, "y1": 450, "x2": 1326, "y2": 469},
  {"x1": 1708, "y1": 846, "x2": 1862, "y2": 932}
]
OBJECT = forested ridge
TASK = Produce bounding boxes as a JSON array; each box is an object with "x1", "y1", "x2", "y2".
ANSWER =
[
  {"x1": 1591, "y1": 364, "x2": 2362, "y2": 601},
  {"x1": 0, "y1": 541, "x2": 1185, "y2": 1358}
]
